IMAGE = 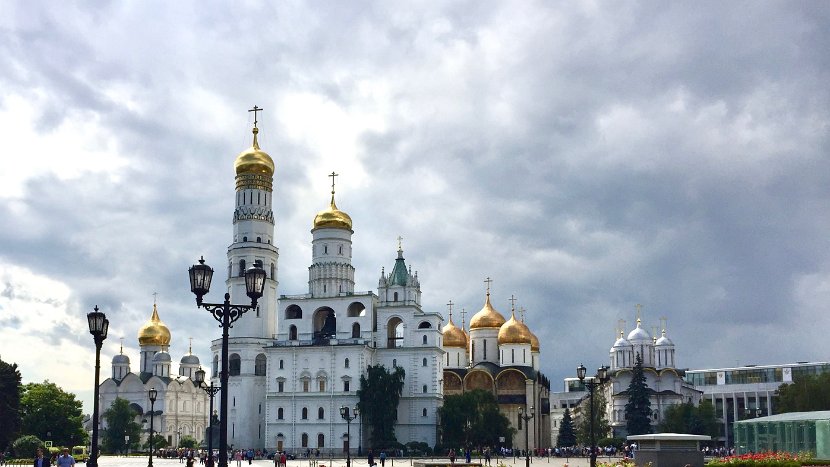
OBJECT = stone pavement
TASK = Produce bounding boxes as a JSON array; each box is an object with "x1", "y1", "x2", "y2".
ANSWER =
[{"x1": 83, "y1": 455, "x2": 622, "y2": 467}]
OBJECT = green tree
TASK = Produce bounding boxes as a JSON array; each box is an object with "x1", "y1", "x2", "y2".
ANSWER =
[
  {"x1": 102, "y1": 398, "x2": 142, "y2": 454},
  {"x1": 0, "y1": 357, "x2": 22, "y2": 452},
  {"x1": 20, "y1": 381, "x2": 87, "y2": 447},
  {"x1": 179, "y1": 435, "x2": 198, "y2": 449},
  {"x1": 439, "y1": 390, "x2": 513, "y2": 449},
  {"x1": 576, "y1": 386, "x2": 610, "y2": 445},
  {"x1": 556, "y1": 408, "x2": 576, "y2": 447},
  {"x1": 143, "y1": 433, "x2": 168, "y2": 450},
  {"x1": 777, "y1": 372, "x2": 830, "y2": 412},
  {"x1": 357, "y1": 364, "x2": 405, "y2": 448},
  {"x1": 657, "y1": 399, "x2": 718, "y2": 438},
  {"x1": 12, "y1": 434, "x2": 44, "y2": 458},
  {"x1": 624, "y1": 353, "x2": 652, "y2": 435}
]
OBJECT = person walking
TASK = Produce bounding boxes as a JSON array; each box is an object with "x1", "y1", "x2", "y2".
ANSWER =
[
  {"x1": 448, "y1": 449, "x2": 456, "y2": 466},
  {"x1": 33, "y1": 448, "x2": 51, "y2": 467},
  {"x1": 235, "y1": 450, "x2": 243, "y2": 467},
  {"x1": 368, "y1": 449, "x2": 375, "y2": 467},
  {"x1": 484, "y1": 448, "x2": 491, "y2": 466},
  {"x1": 379, "y1": 451, "x2": 386, "y2": 467},
  {"x1": 55, "y1": 448, "x2": 75, "y2": 467}
]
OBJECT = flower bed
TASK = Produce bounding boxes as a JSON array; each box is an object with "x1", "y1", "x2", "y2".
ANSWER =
[{"x1": 706, "y1": 451, "x2": 818, "y2": 466}]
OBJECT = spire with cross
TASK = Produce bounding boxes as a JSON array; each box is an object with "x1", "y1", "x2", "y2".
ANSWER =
[
  {"x1": 484, "y1": 277, "x2": 493, "y2": 296},
  {"x1": 249, "y1": 105, "x2": 263, "y2": 128},
  {"x1": 447, "y1": 300, "x2": 454, "y2": 321},
  {"x1": 509, "y1": 294, "x2": 517, "y2": 313},
  {"x1": 460, "y1": 307, "x2": 466, "y2": 331}
]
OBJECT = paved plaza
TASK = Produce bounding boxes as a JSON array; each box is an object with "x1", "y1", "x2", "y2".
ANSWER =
[{"x1": 57, "y1": 455, "x2": 622, "y2": 467}]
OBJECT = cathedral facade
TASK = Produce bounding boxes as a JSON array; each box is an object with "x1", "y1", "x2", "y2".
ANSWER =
[
  {"x1": 441, "y1": 293, "x2": 552, "y2": 451},
  {"x1": 99, "y1": 304, "x2": 209, "y2": 446}
]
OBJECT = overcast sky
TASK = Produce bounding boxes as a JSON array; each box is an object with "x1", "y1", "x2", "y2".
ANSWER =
[{"x1": 2, "y1": 1, "x2": 829, "y2": 415}]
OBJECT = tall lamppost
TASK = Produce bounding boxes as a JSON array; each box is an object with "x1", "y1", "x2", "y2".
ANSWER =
[
  {"x1": 148, "y1": 387, "x2": 158, "y2": 467},
  {"x1": 576, "y1": 364, "x2": 609, "y2": 467},
  {"x1": 195, "y1": 367, "x2": 221, "y2": 467},
  {"x1": 189, "y1": 257, "x2": 266, "y2": 467},
  {"x1": 340, "y1": 406, "x2": 359, "y2": 467},
  {"x1": 518, "y1": 406, "x2": 535, "y2": 467},
  {"x1": 87, "y1": 307, "x2": 108, "y2": 467}
]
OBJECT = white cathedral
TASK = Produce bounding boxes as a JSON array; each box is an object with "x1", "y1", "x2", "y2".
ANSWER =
[{"x1": 99, "y1": 303, "x2": 209, "y2": 446}]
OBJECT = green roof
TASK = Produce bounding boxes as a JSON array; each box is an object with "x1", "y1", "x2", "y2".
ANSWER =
[{"x1": 735, "y1": 410, "x2": 830, "y2": 424}]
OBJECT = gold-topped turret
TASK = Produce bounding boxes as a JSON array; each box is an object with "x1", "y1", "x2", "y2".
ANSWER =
[
  {"x1": 498, "y1": 298, "x2": 532, "y2": 345},
  {"x1": 312, "y1": 171, "x2": 353, "y2": 231},
  {"x1": 442, "y1": 300, "x2": 468, "y2": 348},
  {"x1": 138, "y1": 303, "x2": 171, "y2": 346},
  {"x1": 469, "y1": 278, "x2": 506, "y2": 329},
  {"x1": 234, "y1": 106, "x2": 275, "y2": 177}
]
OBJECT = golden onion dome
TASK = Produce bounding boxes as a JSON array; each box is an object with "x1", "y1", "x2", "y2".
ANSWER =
[
  {"x1": 498, "y1": 312, "x2": 533, "y2": 345},
  {"x1": 313, "y1": 194, "x2": 353, "y2": 231},
  {"x1": 469, "y1": 294, "x2": 507, "y2": 329},
  {"x1": 442, "y1": 318, "x2": 468, "y2": 348},
  {"x1": 234, "y1": 127, "x2": 275, "y2": 177},
  {"x1": 530, "y1": 331, "x2": 540, "y2": 352},
  {"x1": 138, "y1": 303, "x2": 171, "y2": 346}
]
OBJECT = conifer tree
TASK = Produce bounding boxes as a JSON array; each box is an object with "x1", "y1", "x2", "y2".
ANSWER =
[
  {"x1": 557, "y1": 407, "x2": 577, "y2": 447},
  {"x1": 625, "y1": 353, "x2": 652, "y2": 435}
]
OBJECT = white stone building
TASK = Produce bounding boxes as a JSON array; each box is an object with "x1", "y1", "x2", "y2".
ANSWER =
[
  {"x1": 210, "y1": 122, "x2": 443, "y2": 454},
  {"x1": 99, "y1": 304, "x2": 209, "y2": 447}
]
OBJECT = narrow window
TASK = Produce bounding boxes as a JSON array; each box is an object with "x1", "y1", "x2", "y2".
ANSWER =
[
  {"x1": 319, "y1": 380, "x2": 326, "y2": 392},
  {"x1": 422, "y1": 335, "x2": 427, "y2": 345},
  {"x1": 279, "y1": 359, "x2": 284, "y2": 370},
  {"x1": 344, "y1": 358, "x2": 350, "y2": 368},
  {"x1": 422, "y1": 408, "x2": 427, "y2": 417},
  {"x1": 483, "y1": 340, "x2": 487, "y2": 359},
  {"x1": 392, "y1": 359, "x2": 396, "y2": 367},
  {"x1": 393, "y1": 292, "x2": 398, "y2": 301},
  {"x1": 339, "y1": 245, "x2": 343, "y2": 254},
  {"x1": 278, "y1": 381, "x2": 284, "y2": 393},
  {"x1": 511, "y1": 349, "x2": 515, "y2": 364},
  {"x1": 422, "y1": 385, "x2": 427, "y2": 393},
  {"x1": 301, "y1": 433, "x2": 308, "y2": 447},
  {"x1": 303, "y1": 380, "x2": 309, "y2": 392},
  {"x1": 422, "y1": 358, "x2": 427, "y2": 367},
  {"x1": 257, "y1": 236, "x2": 261, "y2": 243},
  {"x1": 318, "y1": 407, "x2": 324, "y2": 419},
  {"x1": 302, "y1": 407, "x2": 308, "y2": 419},
  {"x1": 344, "y1": 381, "x2": 350, "y2": 392},
  {"x1": 324, "y1": 245, "x2": 328, "y2": 254},
  {"x1": 278, "y1": 408, "x2": 284, "y2": 420}
]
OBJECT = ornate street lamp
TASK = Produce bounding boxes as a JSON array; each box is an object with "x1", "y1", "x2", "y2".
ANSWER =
[
  {"x1": 87, "y1": 306, "x2": 109, "y2": 467},
  {"x1": 195, "y1": 366, "x2": 221, "y2": 467},
  {"x1": 189, "y1": 257, "x2": 265, "y2": 467},
  {"x1": 148, "y1": 387, "x2": 158, "y2": 467},
  {"x1": 518, "y1": 405, "x2": 535, "y2": 467},
  {"x1": 340, "y1": 406, "x2": 359, "y2": 467},
  {"x1": 577, "y1": 364, "x2": 609, "y2": 467}
]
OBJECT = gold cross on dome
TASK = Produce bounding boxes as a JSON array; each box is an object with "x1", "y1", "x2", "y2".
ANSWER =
[
  {"x1": 248, "y1": 105, "x2": 263, "y2": 127},
  {"x1": 329, "y1": 171, "x2": 339, "y2": 194},
  {"x1": 446, "y1": 300, "x2": 454, "y2": 317},
  {"x1": 509, "y1": 294, "x2": 517, "y2": 312},
  {"x1": 153, "y1": 291, "x2": 158, "y2": 305},
  {"x1": 484, "y1": 277, "x2": 493, "y2": 295}
]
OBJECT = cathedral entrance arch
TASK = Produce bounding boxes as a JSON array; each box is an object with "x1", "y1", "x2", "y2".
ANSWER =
[
  {"x1": 347, "y1": 302, "x2": 366, "y2": 317},
  {"x1": 464, "y1": 370, "x2": 495, "y2": 393},
  {"x1": 386, "y1": 317, "x2": 404, "y2": 348}
]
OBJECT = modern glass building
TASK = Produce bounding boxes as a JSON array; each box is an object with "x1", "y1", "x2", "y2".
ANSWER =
[
  {"x1": 684, "y1": 362, "x2": 830, "y2": 447},
  {"x1": 734, "y1": 411, "x2": 830, "y2": 459}
]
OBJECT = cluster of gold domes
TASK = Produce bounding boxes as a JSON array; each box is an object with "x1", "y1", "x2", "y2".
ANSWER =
[
  {"x1": 465, "y1": 291, "x2": 539, "y2": 350},
  {"x1": 138, "y1": 303, "x2": 171, "y2": 346},
  {"x1": 234, "y1": 127, "x2": 275, "y2": 177},
  {"x1": 469, "y1": 294, "x2": 507, "y2": 329},
  {"x1": 313, "y1": 195, "x2": 353, "y2": 231}
]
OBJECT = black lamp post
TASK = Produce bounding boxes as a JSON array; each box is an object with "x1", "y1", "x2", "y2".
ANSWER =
[
  {"x1": 189, "y1": 256, "x2": 266, "y2": 467},
  {"x1": 87, "y1": 306, "x2": 109, "y2": 467},
  {"x1": 518, "y1": 405, "x2": 535, "y2": 467},
  {"x1": 148, "y1": 387, "x2": 158, "y2": 467},
  {"x1": 577, "y1": 364, "x2": 609, "y2": 467},
  {"x1": 195, "y1": 366, "x2": 221, "y2": 467},
  {"x1": 340, "y1": 406, "x2": 359, "y2": 467}
]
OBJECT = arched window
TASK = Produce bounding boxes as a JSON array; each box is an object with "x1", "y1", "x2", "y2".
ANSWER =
[
  {"x1": 238, "y1": 259, "x2": 246, "y2": 277},
  {"x1": 318, "y1": 407, "x2": 324, "y2": 419},
  {"x1": 255, "y1": 354, "x2": 266, "y2": 376},
  {"x1": 317, "y1": 433, "x2": 324, "y2": 448},
  {"x1": 422, "y1": 335, "x2": 427, "y2": 345},
  {"x1": 286, "y1": 305, "x2": 303, "y2": 319},
  {"x1": 422, "y1": 408, "x2": 427, "y2": 417},
  {"x1": 289, "y1": 325, "x2": 298, "y2": 341},
  {"x1": 256, "y1": 236, "x2": 261, "y2": 243},
  {"x1": 422, "y1": 358, "x2": 427, "y2": 367},
  {"x1": 229, "y1": 354, "x2": 241, "y2": 376},
  {"x1": 301, "y1": 433, "x2": 308, "y2": 448},
  {"x1": 279, "y1": 359, "x2": 284, "y2": 370},
  {"x1": 387, "y1": 317, "x2": 404, "y2": 348},
  {"x1": 422, "y1": 385, "x2": 427, "y2": 393},
  {"x1": 418, "y1": 322, "x2": 432, "y2": 329},
  {"x1": 393, "y1": 292, "x2": 398, "y2": 301},
  {"x1": 213, "y1": 355, "x2": 219, "y2": 374},
  {"x1": 352, "y1": 323, "x2": 360, "y2": 338},
  {"x1": 278, "y1": 408, "x2": 284, "y2": 420},
  {"x1": 302, "y1": 407, "x2": 308, "y2": 420},
  {"x1": 271, "y1": 263, "x2": 276, "y2": 280},
  {"x1": 344, "y1": 358, "x2": 350, "y2": 369}
]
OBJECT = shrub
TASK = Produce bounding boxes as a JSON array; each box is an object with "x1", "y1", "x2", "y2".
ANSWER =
[{"x1": 12, "y1": 435, "x2": 45, "y2": 458}]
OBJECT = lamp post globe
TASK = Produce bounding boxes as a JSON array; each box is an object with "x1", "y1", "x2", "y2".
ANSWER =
[
  {"x1": 87, "y1": 306, "x2": 108, "y2": 467},
  {"x1": 518, "y1": 405, "x2": 534, "y2": 467},
  {"x1": 189, "y1": 257, "x2": 265, "y2": 467}
]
